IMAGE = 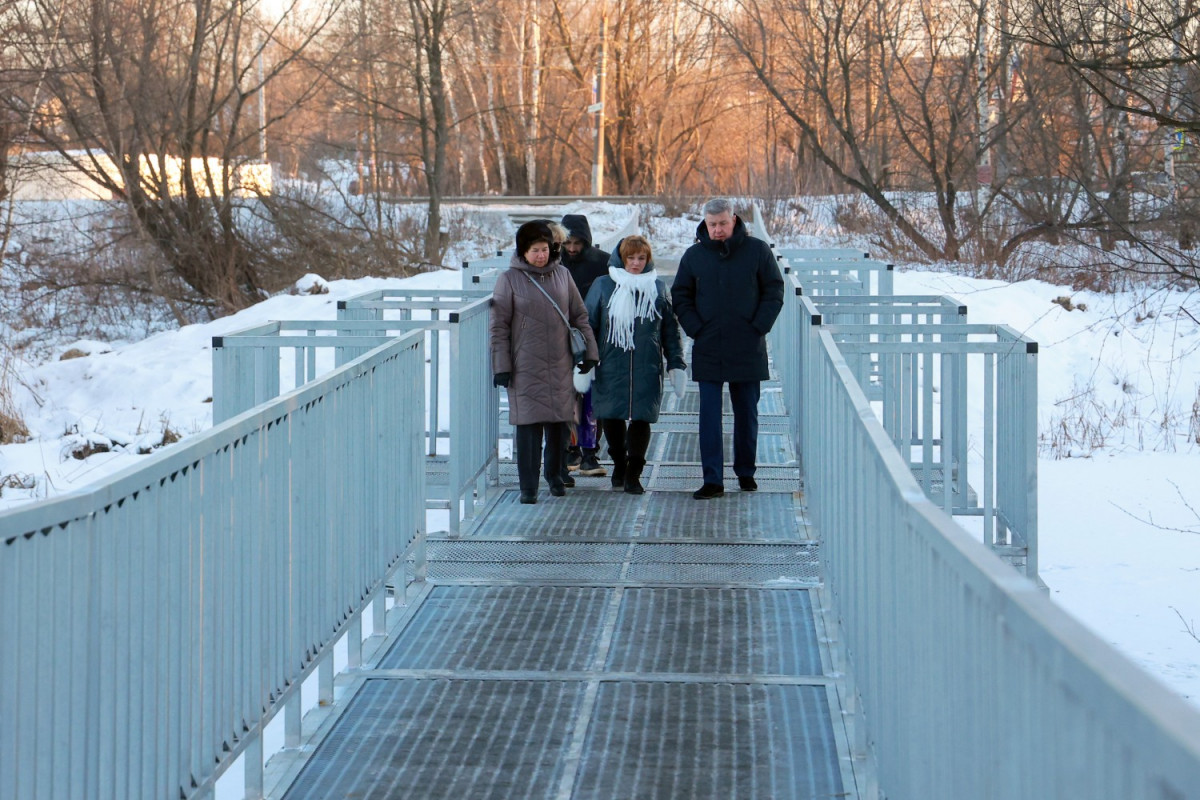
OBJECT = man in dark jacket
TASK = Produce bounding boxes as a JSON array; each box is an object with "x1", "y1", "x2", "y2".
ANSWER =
[
  {"x1": 560, "y1": 214, "x2": 611, "y2": 476},
  {"x1": 670, "y1": 198, "x2": 785, "y2": 499}
]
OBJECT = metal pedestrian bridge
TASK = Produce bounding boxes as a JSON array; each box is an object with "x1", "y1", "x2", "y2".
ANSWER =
[{"x1": 3, "y1": 208, "x2": 1200, "y2": 800}]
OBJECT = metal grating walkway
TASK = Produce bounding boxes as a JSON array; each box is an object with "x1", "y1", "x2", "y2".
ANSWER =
[{"x1": 273, "y1": 376, "x2": 862, "y2": 800}]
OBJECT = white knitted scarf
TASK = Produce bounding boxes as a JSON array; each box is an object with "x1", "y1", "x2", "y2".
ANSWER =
[{"x1": 606, "y1": 266, "x2": 660, "y2": 351}]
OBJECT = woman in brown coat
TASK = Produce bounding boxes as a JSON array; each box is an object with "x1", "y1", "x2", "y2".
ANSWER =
[{"x1": 491, "y1": 220, "x2": 599, "y2": 504}]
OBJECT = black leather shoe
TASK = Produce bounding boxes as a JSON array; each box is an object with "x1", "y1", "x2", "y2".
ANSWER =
[
  {"x1": 562, "y1": 475, "x2": 576, "y2": 488},
  {"x1": 550, "y1": 484, "x2": 566, "y2": 497},
  {"x1": 623, "y1": 477, "x2": 645, "y2": 495},
  {"x1": 519, "y1": 493, "x2": 537, "y2": 504},
  {"x1": 692, "y1": 483, "x2": 725, "y2": 500},
  {"x1": 738, "y1": 476, "x2": 758, "y2": 491}
]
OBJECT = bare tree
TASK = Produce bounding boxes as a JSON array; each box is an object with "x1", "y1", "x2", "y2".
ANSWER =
[
  {"x1": 0, "y1": 0, "x2": 342, "y2": 313},
  {"x1": 1013, "y1": 0, "x2": 1200, "y2": 276},
  {"x1": 687, "y1": 0, "x2": 994, "y2": 260}
]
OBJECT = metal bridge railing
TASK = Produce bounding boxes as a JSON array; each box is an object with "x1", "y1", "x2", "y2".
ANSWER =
[
  {"x1": 806, "y1": 305, "x2": 1038, "y2": 576},
  {"x1": 211, "y1": 319, "x2": 408, "y2": 424},
  {"x1": 748, "y1": 199, "x2": 1036, "y2": 574},
  {"x1": 778, "y1": 247, "x2": 895, "y2": 297},
  {"x1": 751, "y1": 193, "x2": 1200, "y2": 796},
  {"x1": 462, "y1": 252, "x2": 508, "y2": 291},
  {"x1": 337, "y1": 291, "x2": 499, "y2": 534},
  {"x1": 799, "y1": 319, "x2": 1200, "y2": 799},
  {"x1": 0, "y1": 332, "x2": 427, "y2": 800},
  {"x1": 807, "y1": 294, "x2": 967, "y2": 400},
  {"x1": 213, "y1": 294, "x2": 498, "y2": 535}
]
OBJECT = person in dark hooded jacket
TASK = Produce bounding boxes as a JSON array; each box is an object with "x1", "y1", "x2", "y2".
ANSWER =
[
  {"x1": 560, "y1": 214, "x2": 611, "y2": 477},
  {"x1": 561, "y1": 214, "x2": 610, "y2": 301},
  {"x1": 670, "y1": 198, "x2": 784, "y2": 499},
  {"x1": 583, "y1": 235, "x2": 687, "y2": 494}
]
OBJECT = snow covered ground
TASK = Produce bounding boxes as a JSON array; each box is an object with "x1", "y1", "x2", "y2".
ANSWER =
[{"x1": 1, "y1": 201, "x2": 1198, "y2": 713}]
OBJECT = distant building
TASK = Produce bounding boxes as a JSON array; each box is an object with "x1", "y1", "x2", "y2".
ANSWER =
[{"x1": 6, "y1": 150, "x2": 272, "y2": 201}]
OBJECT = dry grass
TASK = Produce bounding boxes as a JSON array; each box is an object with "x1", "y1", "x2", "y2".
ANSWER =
[{"x1": 0, "y1": 350, "x2": 30, "y2": 445}]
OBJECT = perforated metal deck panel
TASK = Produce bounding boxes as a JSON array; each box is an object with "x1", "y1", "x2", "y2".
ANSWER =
[
  {"x1": 497, "y1": 461, "x2": 655, "y2": 487},
  {"x1": 479, "y1": 489, "x2": 651, "y2": 538},
  {"x1": 659, "y1": 430, "x2": 793, "y2": 465},
  {"x1": 379, "y1": 586, "x2": 612, "y2": 671},
  {"x1": 283, "y1": 678, "x2": 842, "y2": 800},
  {"x1": 282, "y1": 678, "x2": 585, "y2": 800},
  {"x1": 423, "y1": 539, "x2": 821, "y2": 585},
  {"x1": 640, "y1": 492, "x2": 805, "y2": 541},
  {"x1": 572, "y1": 682, "x2": 842, "y2": 800},
  {"x1": 648, "y1": 464, "x2": 800, "y2": 493},
  {"x1": 468, "y1": 490, "x2": 809, "y2": 543},
  {"x1": 671, "y1": 388, "x2": 787, "y2": 415},
  {"x1": 284, "y1": 583, "x2": 837, "y2": 799},
  {"x1": 605, "y1": 588, "x2": 823, "y2": 675}
]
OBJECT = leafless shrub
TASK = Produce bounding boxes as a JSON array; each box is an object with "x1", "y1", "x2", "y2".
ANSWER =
[
  {"x1": 1050, "y1": 296, "x2": 1088, "y2": 312},
  {"x1": 653, "y1": 189, "x2": 693, "y2": 219},
  {"x1": 158, "y1": 417, "x2": 181, "y2": 448},
  {"x1": 253, "y1": 186, "x2": 468, "y2": 283},
  {"x1": 3, "y1": 204, "x2": 203, "y2": 359},
  {"x1": 756, "y1": 197, "x2": 811, "y2": 240},
  {"x1": 0, "y1": 472, "x2": 36, "y2": 496},
  {"x1": 289, "y1": 278, "x2": 328, "y2": 297},
  {"x1": 1042, "y1": 381, "x2": 1131, "y2": 458},
  {"x1": 68, "y1": 438, "x2": 110, "y2": 460},
  {"x1": 1043, "y1": 374, "x2": 1200, "y2": 458},
  {"x1": 832, "y1": 195, "x2": 878, "y2": 236}
]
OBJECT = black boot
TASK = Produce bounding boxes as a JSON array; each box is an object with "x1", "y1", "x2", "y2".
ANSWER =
[
  {"x1": 623, "y1": 421, "x2": 650, "y2": 495},
  {"x1": 624, "y1": 457, "x2": 646, "y2": 494},
  {"x1": 609, "y1": 451, "x2": 626, "y2": 489},
  {"x1": 578, "y1": 448, "x2": 607, "y2": 477}
]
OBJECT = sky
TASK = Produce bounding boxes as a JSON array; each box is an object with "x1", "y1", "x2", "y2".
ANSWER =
[{"x1": 1, "y1": 201, "x2": 1198, "y2": 716}]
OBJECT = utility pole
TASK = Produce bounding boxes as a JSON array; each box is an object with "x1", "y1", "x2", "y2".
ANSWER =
[{"x1": 591, "y1": 10, "x2": 607, "y2": 196}]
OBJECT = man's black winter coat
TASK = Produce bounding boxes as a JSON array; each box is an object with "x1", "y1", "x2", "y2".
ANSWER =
[{"x1": 670, "y1": 215, "x2": 785, "y2": 383}]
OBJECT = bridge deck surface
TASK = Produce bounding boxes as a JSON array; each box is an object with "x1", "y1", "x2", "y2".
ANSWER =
[{"x1": 268, "y1": 378, "x2": 863, "y2": 799}]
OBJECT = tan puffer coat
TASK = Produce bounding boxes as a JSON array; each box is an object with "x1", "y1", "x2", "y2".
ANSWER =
[{"x1": 490, "y1": 255, "x2": 599, "y2": 425}]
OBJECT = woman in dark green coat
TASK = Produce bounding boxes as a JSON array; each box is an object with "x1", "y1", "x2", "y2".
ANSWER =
[{"x1": 582, "y1": 236, "x2": 687, "y2": 493}]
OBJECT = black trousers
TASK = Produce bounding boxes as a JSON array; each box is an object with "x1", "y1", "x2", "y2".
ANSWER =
[
  {"x1": 601, "y1": 419, "x2": 651, "y2": 466},
  {"x1": 515, "y1": 422, "x2": 568, "y2": 495}
]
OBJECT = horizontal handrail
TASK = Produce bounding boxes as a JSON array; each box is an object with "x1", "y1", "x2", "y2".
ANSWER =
[
  {"x1": 213, "y1": 319, "x2": 434, "y2": 424},
  {"x1": 0, "y1": 332, "x2": 427, "y2": 800},
  {"x1": 786, "y1": 258, "x2": 895, "y2": 296},
  {"x1": 777, "y1": 247, "x2": 870, "y2": 260},
  {"x1": 802, "y1": 320, "x2": 1200, "y2": 798}
]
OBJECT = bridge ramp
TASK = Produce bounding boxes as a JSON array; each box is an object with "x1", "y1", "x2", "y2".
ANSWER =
[{"x1": 269, "y1": 376, "x2": 865, "y2": 799}]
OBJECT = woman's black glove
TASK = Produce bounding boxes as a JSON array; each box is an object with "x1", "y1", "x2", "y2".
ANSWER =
[
  {"x1": 493, "y1": 372, "x2": 511, "y2": 387},
  {"x1": 578, "y1": 359, "x2": 598, "y2": 374}
]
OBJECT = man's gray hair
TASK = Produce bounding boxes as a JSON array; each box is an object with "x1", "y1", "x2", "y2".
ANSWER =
[{"x1": 702, "y1": 197, "x2": 734, "y2": 217}]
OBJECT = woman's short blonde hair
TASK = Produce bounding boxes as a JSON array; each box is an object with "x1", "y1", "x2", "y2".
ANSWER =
[{"x1": 619, "y1": 235, "x2": 652, "y2": 263}]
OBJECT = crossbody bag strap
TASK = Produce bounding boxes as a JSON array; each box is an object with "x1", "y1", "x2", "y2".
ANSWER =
[{"x1": 524, "y1": 271, "x2": 572, "y2": 330}]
